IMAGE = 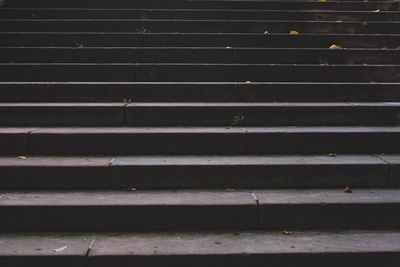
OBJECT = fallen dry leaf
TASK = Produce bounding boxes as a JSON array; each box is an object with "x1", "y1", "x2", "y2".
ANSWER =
[
  {"x1": 245, "y1": 81, "x2": 252, "y2": 84},
  {"x1": 282, "y1": 230, "x2": 293, "y2": 235},
  {"x1": 53, "y1": 246, "x2": 68, "y2": 252},
  {"x1": 343, "y1": 186, "x2": 353, "y2": 193},
  {"x1": 18, "y1": 156, "x2": 27, "y2": 160},
  {"x1": 328, "y1": 153, "x2": 337, "y2": 157},
  {"x1": 289, "y1": 30, "x2": 300, "y2": 35},
  {"x1": 317, "y1": 0, "x2": 326, "y2": 2},
  {"x1": 329, "y1": 44, "x2": 343, "y2": 50}
]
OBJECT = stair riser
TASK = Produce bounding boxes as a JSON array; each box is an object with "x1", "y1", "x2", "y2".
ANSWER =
[
  {"x1": 1, "y1": 203, "x2": 399, "y2": 231},
  {"x1": 1, "y1": 65, "x2": 398, "y2": 82},
  {"x1": 1, "y1": 9, "x2": 399, "y2": 21},
  {"x1": 86, "y1": 253, "x2": 400, "y2": 267},
  {"x1": 0, "y1": 164, "x2": 389, "y2": 189},
  {"x1": 2, "y1": 20, "x2": 399, "y2": 34},
  {"x1": 4, "y1": 0, "x2": 399, "y2": 11},
  {"x1": 3, "y1": 83, "x2": 400, "y2": 103},
  {"x1": 260, "y1": 204, "x2": 400, "y2": 229},
  {"x1": 3, "y1": 131, "x2": 400, "y2": 155},
  {"x1": 2, "y1": 33, "x2": 399, "y2": 48},
  {"x1": 1, "y1": 105, "x2": 400, "y2": 126},
  {"x1": 0, "y1": 205, "x2": 257, "y2": 231},
  {"x1": 1, "y1": 48, "x2": 394, "y2": 64}
]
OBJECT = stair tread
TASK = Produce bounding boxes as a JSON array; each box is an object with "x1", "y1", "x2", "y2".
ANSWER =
[
  {"x1": 0, "y1": 154, "x2": 388, "y2": 166},
  {"x1": 0, "y1": 190, "x2": 255, "y2": 206},
  {"x1": 1, "y1": 230, "x2": 400, "y2": 256},
  {"x1": 2, "y1": 126, "x2": 400, "y2": 133},
  {"x1": 1, "y1": 102, "x2": 400, "y2": 107},
  {"x1": 1, "y1": 189, "x2": 400, "y2": 206}
]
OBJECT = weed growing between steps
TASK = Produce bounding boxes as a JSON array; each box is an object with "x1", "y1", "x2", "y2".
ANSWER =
[{"x1": 232, "y1": 115, "x2": 245, "y2": 126}]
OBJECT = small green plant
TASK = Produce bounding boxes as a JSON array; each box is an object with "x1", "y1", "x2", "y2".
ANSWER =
[
  {"x1": 76, "y1": 43, "x2": 86, "y2": 48},
  {"x1": 231, "y1": 115, "x2": 245, "y2": 126},
  {"x1": 136, "y1": 26, "x2": 148, "y2": 33},
  {"x1": 122, "y1": 98, "x2": 133, "y2": 107}
]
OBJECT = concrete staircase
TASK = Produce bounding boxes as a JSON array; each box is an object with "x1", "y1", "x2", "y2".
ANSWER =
[{"x1": 1, "y1": 0, "x2": 400, "y2": 266}]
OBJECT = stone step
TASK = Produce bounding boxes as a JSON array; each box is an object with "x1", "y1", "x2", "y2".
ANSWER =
[
  {"x1": 1, "y1": 63, "x2": 399, "y2": 82},
  {"x1": 2, "y1": 126, "x2": 400, "y2": 155},
  {"x1": 1, "y1": 189, "x2": 400, "y2": 231},
  {"x1": 2, "y1": 230, "x2": 400, "y2": 267},
  {"x1": 1, "y1": 8, "x2": 399, "y2": 21},
  {"x1": 2, "y1": 82, "x2": 399, "y2": 103},
  {"x1": 1, "y1": 47, "x2": 397, "y2": 64},
  {"x1": 0, "y1": 154, "x2": 398, "y2": 190},
  {"x1": 1, "y1": 32, "x2": 399, "y2": 48},
  {"x1": 1, "y1": 19, "x2": 399, "y2": 34},
  {"x1": 1, "y1": 102, "x2": 400, "y2": 126},
  {"x1": 3, "y1": 0, "x2": 399, "y2": 11}
]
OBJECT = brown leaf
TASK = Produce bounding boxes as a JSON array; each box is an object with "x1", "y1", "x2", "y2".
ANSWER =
[
  {"x1": 343, "y1": 186, "x2": 353, "y2": 193},
  {"x1": 328, "y1": 153, "x2": 337, "y2": 157},
  {"x1": 289, "y1": 30, "x2": 300, "y2": 35},
  {"x1": 18, "y1": 156, "x2": 27, "y2": 160},
  {"x1": 282, "y1": 230, "x2": 293, "y2": 235}
]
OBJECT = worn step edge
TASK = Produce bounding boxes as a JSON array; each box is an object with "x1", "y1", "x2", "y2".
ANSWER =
[
  {"x1": 2, "y1": 230, "x2": 400, "y2": 267},
  {"x1": 1, "y1": 82, "x2": 399, "y2": 103},
  {"x1": 0, "y1": 47, "x2": 395, "y2": 64},
  {"x1": 2, "y1": 126, "x2": 400, "y2": 155},
  {"x1": 1, "y1": 102, "x2": 400, "y2": 126},
  {"x1": 0, "y1": 154, "x2": 395, "y2": 189},
  {"x1": 1, "y1": 230, "x2": 400, "y2": 267},
  {"x1": 0, "y1": 190, "x2": 258, "y2": 231},
  {"x1": 1, "y1": 189, "x2": 400, "y2": 231},
  {"x1": 1, "y1": 32, "x2": 399, "y2": 49}
]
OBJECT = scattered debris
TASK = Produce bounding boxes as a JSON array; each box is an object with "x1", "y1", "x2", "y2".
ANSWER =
[
  {"x1": 282, "y1": 230, "x2": 293, "y2": 235},
  {"x1": 53, "y1": 246, "x2": 68, "y2": 252},
  {"x1": 343, "y1": 186, "x2": 353, "y2": 193},
  {"x1": 122, "y1": 98, "x2": 133, "y2": 107},
  {"x1": 123, "y1": 187, "x2": 137, "y2": 192},
  {"x1": 329, "y1": 44, "x2": 344, "y2": 50}
]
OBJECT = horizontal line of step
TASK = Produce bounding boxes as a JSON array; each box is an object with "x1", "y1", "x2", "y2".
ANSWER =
[
  {"x1": 1, "y1": 8, "x2": 399, "y2": 21},
  {"x1": 1, "y1": 189, "x2": 400, "y2": 231},
  {"x1": 1, "y1": 230, "x2": 400, "y2": 267},
  {"x1": 1, "y1": 82, "x2": 399, "y2": 103},
  {"x1": 0, "y1": 154, "x2": 397, "y2": 189},
  {"x1": 1, "y1": 102, "x2": 400, "y2": 126},
  {"x1": 3, "y1": 0, "x2": 398, "y2": 11},
  {"x1": 1, "y1": 47, "x2": 397, "y2": 64},
  {"x1": 2, "y1": 32, "x2": 399, "y2": 48},
  {"x1": 0, "y1": 230, "x2": 400, "y2": 267},
  {"x1": 3, "y1": 126, "x2": 400, "y2": 155},
  {"x1": 1, "y1": 20, "x2": 399, "y2": 34},
  {"x1": 0, "y1": 63, "x2": 398, "y2": 82}
]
